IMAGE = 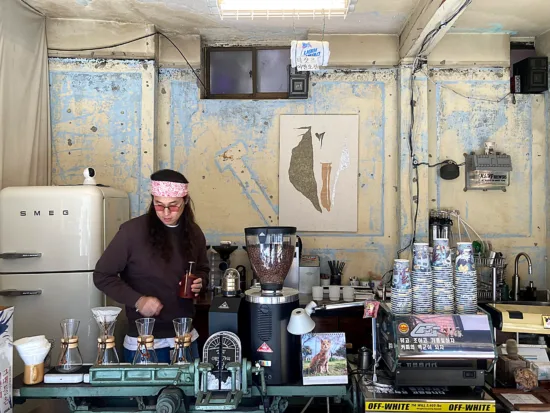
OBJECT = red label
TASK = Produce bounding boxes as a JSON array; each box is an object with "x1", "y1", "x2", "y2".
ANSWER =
[{"x1": 257, "y1": 342, "x2": 273, "y2": 353}]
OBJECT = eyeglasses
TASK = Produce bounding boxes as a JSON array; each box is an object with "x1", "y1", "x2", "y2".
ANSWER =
[{"x1": 153, "y1": 204, "x2": 183, "y2": 213}]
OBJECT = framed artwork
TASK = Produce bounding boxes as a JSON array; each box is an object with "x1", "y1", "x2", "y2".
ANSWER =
[{"x1": 279, "y1": 115, "x2": 359, "y2": 232}]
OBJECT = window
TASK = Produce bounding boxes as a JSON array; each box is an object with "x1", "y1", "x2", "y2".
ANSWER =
[{"x1": 205, "y1": 47, "x2": 291, "y2": 99}]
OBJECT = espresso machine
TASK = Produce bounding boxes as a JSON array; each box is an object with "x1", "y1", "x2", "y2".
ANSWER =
[{"x1": 244, "y1": 227, "x2": 301, "y2": 385}]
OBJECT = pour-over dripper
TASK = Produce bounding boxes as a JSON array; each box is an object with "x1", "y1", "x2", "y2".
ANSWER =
[
  {"x1": 56, "y1": 319, "x2": 83, "y2": 373},
  {"x1": 92, "y1": 307, "x2": 122, "y2": 365},
  {"x1": 133, "y1": 318, "x2": 158, "y2": 364},
  {"x1": 244, "y1": 227, "x2": 296, "y2": 293},
  {"x1": 136, "y1": 317, "x2": 155, "y2": 336},
  {"x1": 172, "y1": 318, "x2": 193, "y2": 365},
  {"x1": 173, "y1": 317, "x2": 193, "y2": 336},
  {"x1": 61, "y1": 318, "x2": 80, "y2": 337},
  {"x1": 212, "y1": 245, "x2": 238, "y2": 261}
]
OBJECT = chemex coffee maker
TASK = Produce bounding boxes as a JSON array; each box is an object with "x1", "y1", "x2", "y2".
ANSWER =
[{"x1": 244, "y1": 226, "x2": 300, "y2": 385}]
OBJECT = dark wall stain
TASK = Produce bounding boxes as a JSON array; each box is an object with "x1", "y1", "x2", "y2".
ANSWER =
[
  {"x1": 67, "y1": 139, "x2": 72, "y2": 146},
  {"x1": 90, "y1": 126, "x2": 97, "y2": 132}
]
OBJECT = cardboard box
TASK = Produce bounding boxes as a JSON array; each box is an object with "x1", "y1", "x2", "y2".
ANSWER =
[{"x1": 0, "y1": 307, "x2": 13, "y2": 413}]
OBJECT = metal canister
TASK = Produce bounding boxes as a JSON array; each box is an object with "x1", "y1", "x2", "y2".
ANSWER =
[
  {"x1": 429, "y1": 212, "x2": 440, "y2": 247},
  {"x1": 222, "y1": 268, "x2": 240, "y2": 297},
  {"x1": 358, "y1": 346, "x2": 371, "y2": 371}
]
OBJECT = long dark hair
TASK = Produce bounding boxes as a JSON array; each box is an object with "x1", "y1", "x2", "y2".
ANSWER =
[{"x1": 147, "y1": 169, "x2": 196, "y2": 262}]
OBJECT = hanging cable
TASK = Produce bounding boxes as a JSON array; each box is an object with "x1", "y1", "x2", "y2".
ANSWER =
[
  {"x1": 397, "y1": 0, "x2": 477, "y2": 259},
  {"x1": 47, "y1": 31, "x2": 207, "y2": 92}
]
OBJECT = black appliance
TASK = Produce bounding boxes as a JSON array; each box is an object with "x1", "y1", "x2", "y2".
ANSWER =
[
  {"x1": 245, "y1": 288, "x2": 300, "y2": 384},
  {"x1": 244, "y1": 226, "x2": 300, "y2": 385},
  {"x1": 209, "y1": 268, "x2": 247, "y2": 339},
  {"x1": 512, "y1": 56, "x2": 548, "y2": 94}
]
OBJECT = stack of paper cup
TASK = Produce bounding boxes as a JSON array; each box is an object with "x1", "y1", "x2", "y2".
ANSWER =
[
  {"x1": 412, "y1": 243, "x2": 433, "y2": 314},
  {"x1": 455, "y1": 242, "x2": 478, "y2": 314},
  {"x1": 391, "y1": 259, "x2": 412, "y2": 314},
  {"x1": 13, "y1": 336, "x2": 51, "y2": 385},
  {"x1": 432, "y1": 238, "x2": 454, "y2": 314}
]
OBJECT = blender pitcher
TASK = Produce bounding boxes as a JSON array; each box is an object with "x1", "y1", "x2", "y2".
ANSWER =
[
  {"x1": 171, "y1": 317, "x2": 193, "y2": 364},
  {"x1": 133, "y1": 318, "x2": 158, "y2": 364},
  {"x1": 56, "y1": 319, "x2": 83, "y2": 373}
]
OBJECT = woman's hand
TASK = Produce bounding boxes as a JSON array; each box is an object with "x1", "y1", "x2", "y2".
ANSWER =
[
  {"x1": 191, "y1": 277, "x2": 203, "y2": 296},
  {"x1": 136, "y1": 296, "x2": 163, "y2": 317}
]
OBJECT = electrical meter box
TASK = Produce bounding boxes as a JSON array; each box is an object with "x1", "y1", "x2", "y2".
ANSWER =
[{"x1": 463, "y1": 143, "x2": 512, "y2": 192}]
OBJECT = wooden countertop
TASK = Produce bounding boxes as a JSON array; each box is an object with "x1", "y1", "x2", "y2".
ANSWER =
[{"x1": 194, "y1": 292, "x2": 366, "y2": 317}]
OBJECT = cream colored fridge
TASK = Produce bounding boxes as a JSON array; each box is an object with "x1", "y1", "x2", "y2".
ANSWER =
[{"x1": 0, "y1": 184, "x2": 129, "y2": 377}]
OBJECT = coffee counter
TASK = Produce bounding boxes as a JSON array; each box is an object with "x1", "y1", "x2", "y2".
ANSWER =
[{"x1": 193, "y1": 292, "x2": 371, "y2": 352}]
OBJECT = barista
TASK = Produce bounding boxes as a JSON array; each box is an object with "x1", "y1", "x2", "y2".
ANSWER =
[{"x1": 93, "y1": 169, "x2": 209, "y2": 362}]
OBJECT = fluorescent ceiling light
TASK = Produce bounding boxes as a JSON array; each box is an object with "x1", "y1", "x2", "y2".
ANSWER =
[{"x1": 214, "y1": 0, "x2": 357, "y2": 19}]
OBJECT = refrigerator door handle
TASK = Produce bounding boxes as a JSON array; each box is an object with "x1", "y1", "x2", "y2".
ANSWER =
[
  {"x1": 0, "y1": 289, "x2": 42, "y2": 297},
  {"x1": 0, "y1": 253, "x2": 42, "y2": 259}
]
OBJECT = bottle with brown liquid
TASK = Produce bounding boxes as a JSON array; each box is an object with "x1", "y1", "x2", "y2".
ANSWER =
[{"x1": 179, "y1": 262, "x2": 198, "y2": 299}]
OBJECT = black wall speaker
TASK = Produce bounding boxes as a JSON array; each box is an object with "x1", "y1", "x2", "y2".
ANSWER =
[
  {"x1": 512, "y1": 57, "x2": 548, "y2": 94},
  {"x1": 288, "y1": 66, "x2": 309, "y2": 99}
]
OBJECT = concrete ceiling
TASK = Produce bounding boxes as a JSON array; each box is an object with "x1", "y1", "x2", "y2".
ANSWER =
[
  {"x1": 24, "y1": 0, "x2": 550, "y2": 42},
  {"x1": 452, "y1": 0, "x2": 550, "y2": 37}
]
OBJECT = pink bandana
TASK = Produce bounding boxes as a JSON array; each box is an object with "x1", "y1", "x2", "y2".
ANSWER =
[{"x1": 151, "y1": 180, "x2": 189, "y2": 198}]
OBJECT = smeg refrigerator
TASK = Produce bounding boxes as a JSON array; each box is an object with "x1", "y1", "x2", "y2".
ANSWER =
[{"x1": 0, "y1": 185, "x2": 129, "y2": 376}]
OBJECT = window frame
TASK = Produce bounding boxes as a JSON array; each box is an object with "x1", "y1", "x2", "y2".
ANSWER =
[{"x1": 204, "y1": 46, "x2": 291, "y2": 100}]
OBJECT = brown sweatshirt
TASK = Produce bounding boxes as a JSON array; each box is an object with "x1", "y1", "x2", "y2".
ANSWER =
[{"x1": 93, "y1": 214, "x2": 209, "y2": 338}]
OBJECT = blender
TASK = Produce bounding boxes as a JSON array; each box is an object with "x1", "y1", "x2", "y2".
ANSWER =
[
  {"x1": 56, "y1": 319, "x2": 83, "y2": 373},
  {"x1": 133, "y1": 318, "x2": 158, "y2": 364},
  {"x1": 172, "y1": 317, "x2": 193, "y2": 365},
  {"x1": 244, "y1": 226, "x2": 300, "y2": 385},
  {"x1": 91, "y1": 307, "x2": 122, "y2": 365}
]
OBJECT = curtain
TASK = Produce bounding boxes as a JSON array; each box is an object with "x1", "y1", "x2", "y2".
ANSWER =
[{"x1": 0, "y1": 0, "x2": 51, "y2": 188}]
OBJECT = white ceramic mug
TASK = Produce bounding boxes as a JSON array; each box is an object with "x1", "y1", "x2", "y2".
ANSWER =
[
  {"x1": 343, "y1": 286, "x2": 355, "y2": 302},
  {"x1": 329, "y1": 286, "x2": 340, "y2": 302},
  {"x1": 321, "y1": 279, "x2": 330, "y2": 286},
  {"x1": 312, "y1": 286, "x2": 324, "y2": 300}
]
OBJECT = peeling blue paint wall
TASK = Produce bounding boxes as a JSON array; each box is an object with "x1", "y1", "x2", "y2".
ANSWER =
[
  {"x1": 49, "y1": 58, "x2": 155, "y2": 217},
  {"x1": 157, "y1": 68, "x2": 399, "y2": 278},
  {"x1": 47, "y1": 60, "x2": 547, "y2": 286},
  {"x1": 430, "y1": 67, "x2": 547, "y2": 287}
]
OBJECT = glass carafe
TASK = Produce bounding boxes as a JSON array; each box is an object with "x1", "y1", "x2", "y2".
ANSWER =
[
  {"x1": 92, "y1": 307, "x2": 121, "y2": 365},
  {"x1": 133, "y1": 318, "x2": 158, "y2": 364},
  {"x1": 56, "y1": 319, "x2": 83, "y2": 373},
  {"x1": 171, "y1": 317, "x2": 193, "y2": 365}
]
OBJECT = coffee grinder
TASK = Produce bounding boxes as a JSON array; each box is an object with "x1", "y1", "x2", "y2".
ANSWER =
[
  {"x1": 244, "y1": 226, "x2": 300, "y2": 385},
  {"x1": 209, "y1": 268, "x2": 247, "y2": 340}
]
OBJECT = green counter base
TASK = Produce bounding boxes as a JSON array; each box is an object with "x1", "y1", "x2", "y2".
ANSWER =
[{"x1": 13, "y1": 374, "x2": 351, "y2": 413}]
